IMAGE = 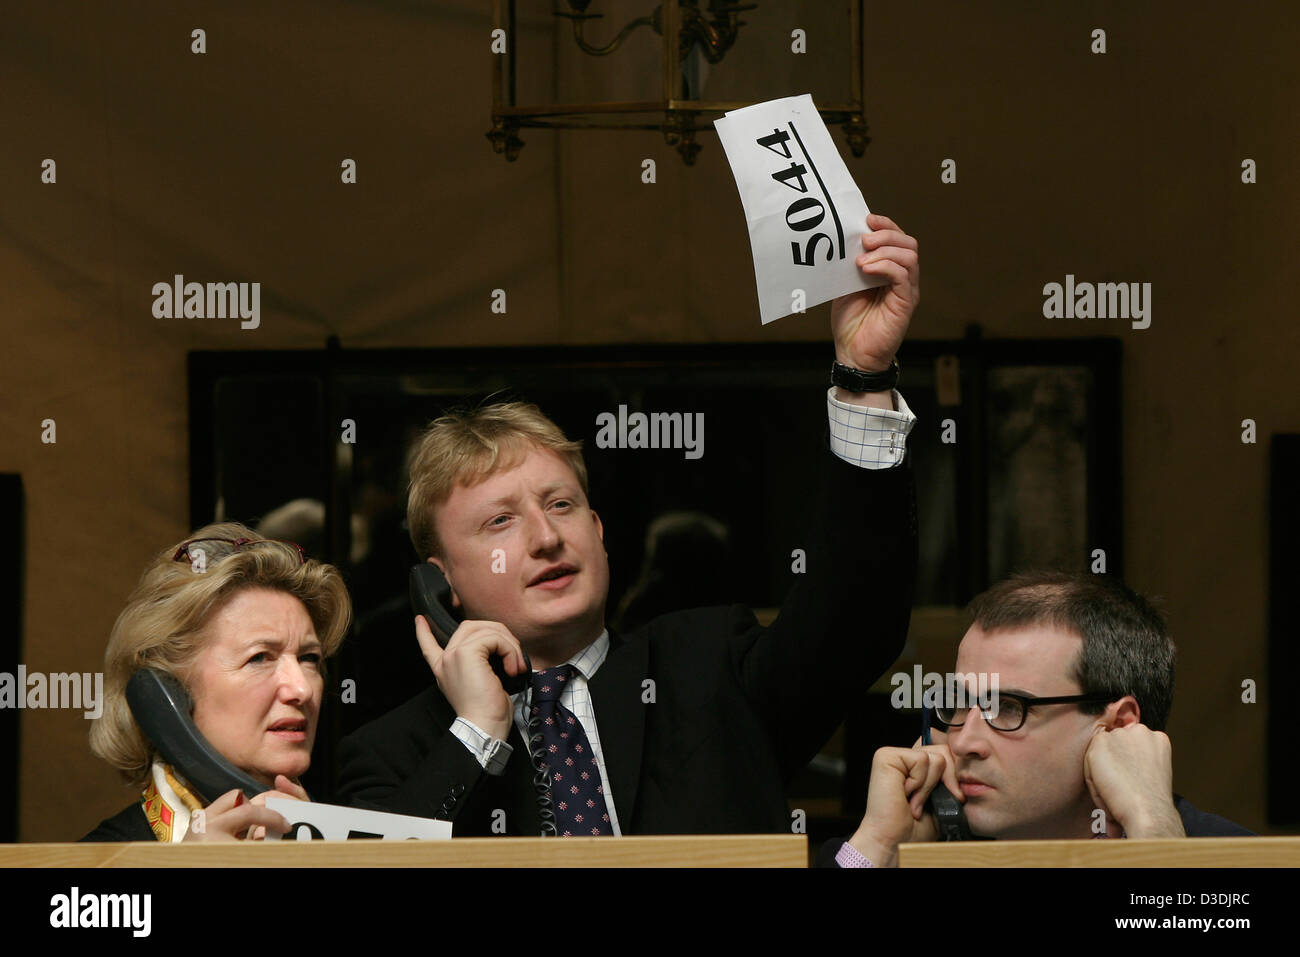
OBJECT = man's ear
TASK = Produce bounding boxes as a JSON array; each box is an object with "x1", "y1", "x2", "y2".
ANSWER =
[
  {"x1": 592, "y1": 509, "x2": 604, "y2": 544},
  {"x1": 1102, "y1": 694, "x2": 1142, "y2": 729},
  {"x1": 426, "y1": 555, "x2": 462, "y2": 610}
]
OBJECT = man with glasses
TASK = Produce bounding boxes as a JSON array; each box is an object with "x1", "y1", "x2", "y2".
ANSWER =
[{"x1": 825, "y1": 571, "x2": 1250, "y2": 867}]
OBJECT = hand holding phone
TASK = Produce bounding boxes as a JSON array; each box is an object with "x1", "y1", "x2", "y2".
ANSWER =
[
  {"x1": 414, "y1": 615, "x2": 528, "y2": 741},
  {"x1": 409, "y1": 564, "x2": 532, "y2": 693},
  {"x1": 849, "y1": 741, "x2": 963, "y2": 866},
  {"x1": 921, "y1": 709, "x2": 973, "y2": 841}
]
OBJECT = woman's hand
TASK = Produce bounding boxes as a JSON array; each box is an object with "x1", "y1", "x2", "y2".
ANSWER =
[
  {"x1": 183, "y1": 783, "x2": 295, "y2": 842},
  {"x1": 246, "y1": 775, "x2": 310, "y2": 840}
]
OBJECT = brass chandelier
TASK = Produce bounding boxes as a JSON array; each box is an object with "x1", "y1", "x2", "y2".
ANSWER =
[{"x1": 488, "y1": 1, "x2": 868, "y2": 165}]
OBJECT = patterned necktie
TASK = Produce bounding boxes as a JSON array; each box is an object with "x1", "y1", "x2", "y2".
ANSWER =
[{"x1": 529, "y1": 665, "x2": 612, "y2": 836}]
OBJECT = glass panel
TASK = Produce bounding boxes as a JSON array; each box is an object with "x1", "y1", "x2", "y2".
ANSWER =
[
  {"x1": 209, "y1": 376, "x2": 327, "y2": 550},
  {"x1": 985, "y1": 366, "x2": 1092, "y2": 580}
]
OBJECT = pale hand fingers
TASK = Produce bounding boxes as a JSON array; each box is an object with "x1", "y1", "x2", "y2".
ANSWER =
[
  {"x1": 857, "y1": 213, "x2": 919, "y2": 298},
  {"x1": 903, "y1": 740, "x2": 962, "y2": 817},
  {"x1": 857, "y1": 248, "x2": 919, "y2": 274},
  {"x1": 218, "y1": 805, "x2": 290, "y2": 839},
  {"x1": 1084, "y1": 757, "x2": 1109, "y2": 820},
  {"x1": 182, "y1": 789, "x2": 241, "y2": 842},
  {"x1": 274, "y1": 775, "x2": 309, "y2": 800},
  {"x1": 907, "y1": 735, "x2": 959, "y2": 790},
  {"x1": 206, "y1": 788, "x2": 244, "y2": 814},
  {"x1": 863, "y1": 748, "x2": 924, "y2": 845},
  {"x1": 866, "y1": 212, "x2": 905, "y2": 235},
  {"x1": 250, "y1": 784, "x2": 308, "y2": 808},
  {"x1": 1083, "y1": 729, "x2": 1120, "y2": 835},
  {"x1": 857, "y1": 256, "x2": 915, "y2": 294},
  {"x1": 188, "y1": 801, "x2": 288, "y2": 841},
  {"x1": 414, "y1": 615, "x2": 443, "y2": 671},
  {"x1": 929, "y1": 743, "x2": 963, "y2": 804},
  {"x1": 904, "y1": 751, "x2": 947, "y2": 819},
  {"x1": 861, "y1": 225, "x2": 918, "y2": 252},
  {"x1": 453, "y1": 621, "x2": 526, "y2": 676}
]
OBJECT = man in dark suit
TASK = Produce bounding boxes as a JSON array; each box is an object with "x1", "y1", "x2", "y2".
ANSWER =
[
  {"x1": 823, "y1": 571, "x2": 1252, "y2": 867},
  {"x1": 337, "y1": 213, "x2": 921, "y2": 835}
]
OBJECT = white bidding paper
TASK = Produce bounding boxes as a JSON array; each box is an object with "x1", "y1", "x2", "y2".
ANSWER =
[
  {"x1": 714, "y1": 94, "x2": 885, "y2": 325},
  {"x1": 263, "y1": 798, "x2": 453, "y2": 841}
]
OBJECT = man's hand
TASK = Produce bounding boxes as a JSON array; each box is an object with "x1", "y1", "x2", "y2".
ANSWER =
[
  {"x1": 1083, "y1": 725, "x2": 1185, "y2": 839},
  {"x1": 183, "y1": 788, "x2": 290, "y2": 842},
  {"x1": 830, "y1": 213, "x2": 920, "y2": 375},
  {"x1": 415, "y1": 616, "x2": 527, "y2": 740},
  {"x1": 847, "y1": 741, "x2": 962, "y2": 867}
]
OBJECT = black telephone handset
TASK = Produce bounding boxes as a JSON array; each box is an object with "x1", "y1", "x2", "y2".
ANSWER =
[
  {"x1": 126, "y1": 668, "x2": 269, "y2": 803},
  {"x1": 922, "y1": 706, "x2": 973, "y2": 841},
  {"x1": 409, "y1": 563, "x2": 532, "y2": 696}
]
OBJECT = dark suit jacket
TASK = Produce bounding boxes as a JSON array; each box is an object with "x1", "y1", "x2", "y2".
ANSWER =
[
  {"x1": 815, "y1": 794, "x2": 1255, "y2": 865},
  {"x1": 337, "y1": 451, "x2": 917, "y2": 835},
  {"x1": 80, "y1": 803, "x2": 155, "y2": 842},
  {"x1": 1170, "y1": 795, "x2": 1254, "y2": 837}
]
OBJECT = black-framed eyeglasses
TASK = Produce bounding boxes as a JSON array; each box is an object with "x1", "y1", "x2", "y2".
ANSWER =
[
  {"x1": 172, "y1": 536, "x2": 307, "y2": 567},
  {"x1": 932, "y1": 692, "x2": 1119, "y2": 733}
]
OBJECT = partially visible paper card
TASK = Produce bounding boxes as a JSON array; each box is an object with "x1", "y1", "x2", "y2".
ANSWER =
[
  {"x1": 263, "y1": 798, "x2": 452, "y2": 841},
  {"x1": 714, "y1": 94, "x2": 885, "y2": 324}
]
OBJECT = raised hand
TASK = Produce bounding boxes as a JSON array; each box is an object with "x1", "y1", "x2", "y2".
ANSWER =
[
  {"x1": 830, "y1": 213, "x2": 920, "y2": 372},
  {"x1": 847, "y1": 739, "x2": 962, "y2": 867}
]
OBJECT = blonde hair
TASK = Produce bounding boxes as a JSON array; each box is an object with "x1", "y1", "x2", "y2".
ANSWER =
[
  {"x1": 407, "y1": 401, "x2": 587, "y2": 560},
  {"x1": 89, "y1": 522, "x2": 352, "y2": 788}
]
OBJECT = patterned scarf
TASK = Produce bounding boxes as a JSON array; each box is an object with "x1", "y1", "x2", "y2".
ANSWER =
[{"x1": 140, "y1": 762, "x2": 205, "y2": 842}]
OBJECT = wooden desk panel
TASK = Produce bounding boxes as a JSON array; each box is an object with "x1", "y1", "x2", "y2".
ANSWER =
[
  {"x1": 0, "y1": 834, "x2": 806, "y2": 868},
  {"x1": 899, "y1": 837, "x2": 1300, "y2": 867}
]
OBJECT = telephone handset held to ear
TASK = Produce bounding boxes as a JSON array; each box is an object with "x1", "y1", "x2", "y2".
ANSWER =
[
  {"x1": 409, "y1": 563, "x2": 532, "y2": 696},
  {"x1": 922, "y1": 705, "x2": 973, "y2": 841},
  {"x1": 409, "y1": 564, "x2": 552, "y2": 833},
  {"x1": 126, "y1": 668, "x2": 269, "y2": 803}
]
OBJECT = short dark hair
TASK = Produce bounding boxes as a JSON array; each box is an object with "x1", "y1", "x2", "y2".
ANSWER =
[{"x1": 965, "y1": 571, "x2": 1176, "y2": 731}]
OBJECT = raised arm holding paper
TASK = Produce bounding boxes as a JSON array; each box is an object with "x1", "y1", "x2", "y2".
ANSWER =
[{"x1": 337, "y1": 211, "x2": 923, "y2": 836}]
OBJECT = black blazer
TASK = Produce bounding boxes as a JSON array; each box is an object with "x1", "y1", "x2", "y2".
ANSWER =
[
  {"x1": 337, "y1": 451, "x2": 918, "y2": 835},
  {"x1": 80, "y1": 803, "x2": 154, "y2": 842}
]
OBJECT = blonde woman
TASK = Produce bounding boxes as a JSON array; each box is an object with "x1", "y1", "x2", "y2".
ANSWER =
[{"x1": 82, "y1": 523, "x2": 350, "y2": 841}]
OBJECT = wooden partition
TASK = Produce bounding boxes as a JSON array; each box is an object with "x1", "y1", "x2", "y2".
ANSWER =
[
  {"x1": 900, "y1": 837, "x2": 1300, "y2": 867},
  {"x1": 0, "y1": 834, "x2": 806, "y2": 868}
]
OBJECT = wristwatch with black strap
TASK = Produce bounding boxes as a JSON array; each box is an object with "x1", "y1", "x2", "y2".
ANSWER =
[{"x1": 831, "y1": 358, "x2": 900, "y2": 394}]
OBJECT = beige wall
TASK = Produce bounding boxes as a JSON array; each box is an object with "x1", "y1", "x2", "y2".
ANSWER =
[{"x1": 1, "y1": 2, "x2": 1295, "y2": 839}]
